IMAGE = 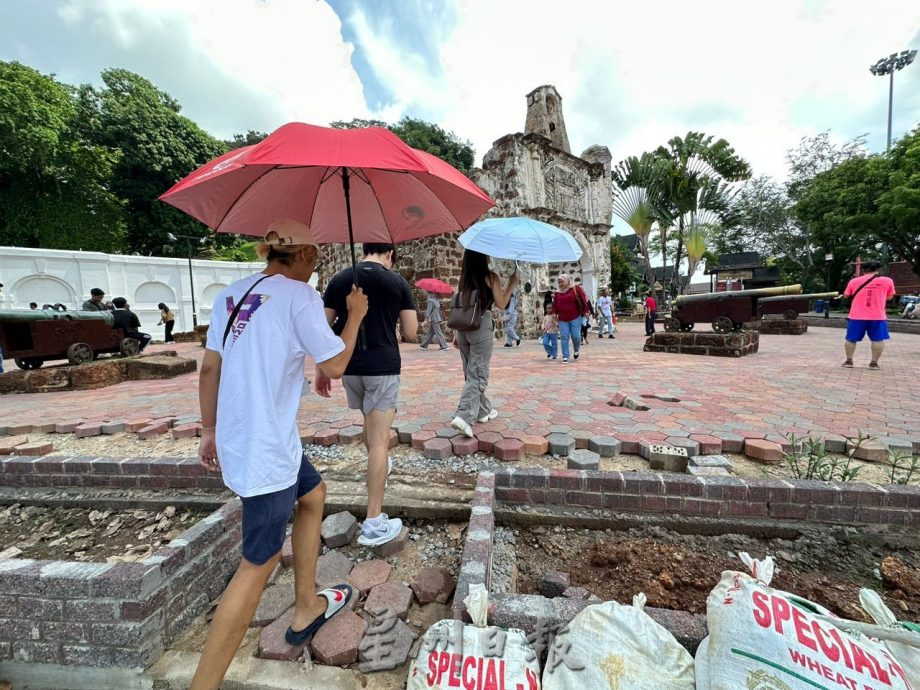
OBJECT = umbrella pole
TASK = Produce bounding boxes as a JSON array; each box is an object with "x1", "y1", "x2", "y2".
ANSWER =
[{"x1": 341, "y1": 167, "x2": 366, "y2": 350}]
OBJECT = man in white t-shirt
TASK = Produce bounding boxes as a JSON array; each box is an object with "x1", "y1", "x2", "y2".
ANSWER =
[
  {"x1": 596, "y1": 288, "x2": 615, "y2": 339},
  {"x1": 191, "y1": 221, "x2": 367, "y2": 690}
]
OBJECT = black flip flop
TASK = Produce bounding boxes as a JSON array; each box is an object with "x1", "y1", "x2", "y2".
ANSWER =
[{"x1": 284, "y1": 583, "x2": 353, "y2": 646}]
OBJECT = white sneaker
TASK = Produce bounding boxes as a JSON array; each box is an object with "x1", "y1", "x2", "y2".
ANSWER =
[
  {"x1": 357, "y1": 515, "x2": 403, "y2": 546},
  {"x1": 451, "y1": 416, "x2": 474, "y2": 438},
  {"x1": 387, "y1": 457, "x2": 393, "y2": 476},
  {"x1": 477, "y1": 409, "x2": 499, "y2": 423}
]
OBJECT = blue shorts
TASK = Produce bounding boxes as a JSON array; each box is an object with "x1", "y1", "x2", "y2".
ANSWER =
[
  {"x1": 845, "y1": 319, "x2": 890, "y2": 343},
  {"x1": 239, "y1": 454, "x2": 323, "y2": 565}
]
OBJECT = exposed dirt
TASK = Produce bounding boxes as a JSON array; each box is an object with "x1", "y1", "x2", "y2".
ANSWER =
[
  {"x1": 0, "y1": 503, "x2": 209, "y2": 562},
  {"x1": 513, "y1": 525, "x2": 920, "y2": 622}
]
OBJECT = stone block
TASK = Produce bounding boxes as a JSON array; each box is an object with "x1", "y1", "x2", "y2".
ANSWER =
[
  {"x1": 258, "y1": 607, "x2": 307, "y2": 661},
  {"x1": 744, "y1": 439, "x2": 783, "y2": 464},
  {"x1": 546, "y1": 433, "x2": 576, "y2": 456},
  {"x1": 321, "y1": 511, "x2": 359, "y2": 549},
  {"x1": 316, "y1": 551, "x2": 354, "y2": 588},
  {"x1": 540, "y1": 571, "x2": 570, "y2": 598},
  {"x1": 364, "y1": 582, "x2": 413, "y2": 620},
  {"x1": 372, "y1": 526, "x2": 409, "y2": 558},
  {"x1": 252, "y1": 583, "x2": 296, "y2": 627},
  {"x1": 358, "y1": 614, "x2": 416, "y2": 672},
  {"x1": 73, "y1": 423, "x2": 102, "y2": 438},
  {"x1": 0, "y1": 436, "x2": 29, "y2": 455},
  {"x1": 124, "y1": 419, "x2": 152, "y2": 433},
  {"x1": 493, "y1": 438, "x2": 524, "y2": 462},
  {"x1": 54, "y1": 421, "x2": 82, "y2": 434},
  {"x1": 347, "y1": 559, "x2": 393, "y2": 595},
  {"x1": 395, "y1": 423, "x2": 421, "y2": 444},
  {"x1": 423, "y1": 437, "x2": 453, "y2": 459},
  {"x1": 125, "y1": 355, "x2": 196, "y2": 380},
  {"x1": 338, "y1": 425, "x2": 364, "y2": 444},
  {"x1": 100, "y1": 422, "x2": 125, "y2": 435},
  {"x1": 608, "y1": 392, "x2": 628, "y2": 406},
  {"x1": 170, "y1": 423, "x2": 200, "y2": 439},
  {"x1": 689, "y1": 454, "x2": 733, "y2": 469},
  {"x1": 313, "y1": 429, "x2": 339, "y2": 446},
  {"x1": 136, "y1": 422, "x2": 168, "y2": 440},
  {"x1": 12, "y1": 443, "x2": 52, "y2": 457},
  {"x1": 522, "y1": 435, "x2": 550, "y2": 455},
  {"x1": 411, "y1": 567, "x2": 456, "y2": 605},
  {"x1": 451, "y1": 436, "x2": 479, "y2": 456},
  {"x1": 687, "y1": 465, "x2": 732, "y2": 477},
  {"x1": 6, "y1": 424, "x2": 33, "y2": 435},
  {"x1": 848, "y1": 438, "x2": 888, "y2": 463},
  {"x1": 648, "y1": 445, "x2": 689, "y2": 472},
  {"x1": 310, "y1": 610, "x2": 367, "y2": 666},
  {"x1": 624, "y1": 397, "x2": 650, "y2": 411},
  {"x1": 589, "y1": 435, "x2": 621, "y2": 457},
  {"x1": 567, "y1": 448, "x2": 600, "y2": 471}
]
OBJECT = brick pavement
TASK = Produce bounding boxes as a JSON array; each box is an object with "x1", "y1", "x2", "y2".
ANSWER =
[{"x1": 2, "y1": 323, "x2": 918, "y2": 455}]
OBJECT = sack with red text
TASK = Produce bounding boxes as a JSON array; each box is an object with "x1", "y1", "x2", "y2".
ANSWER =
[
  {"x1": 702, "y1": 552, "x2": 913, "y2": 690},
  {"x1": 859, "y1": 588, "x2": 920, "y2": 688},
  {"x1": 542, "y1": 593, "x2": 695, "y2": 690},
  {"x1": 407, "y1": 584, "x2": 541, "y2": 690}
]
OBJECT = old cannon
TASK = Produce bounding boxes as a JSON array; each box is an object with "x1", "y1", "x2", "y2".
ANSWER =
[
  {"x1": 757, "y1": 292, "x2": 839, "y2": 320},
  {"x1": 0, "y1": 309, "x2": 139, "y2": 370}
]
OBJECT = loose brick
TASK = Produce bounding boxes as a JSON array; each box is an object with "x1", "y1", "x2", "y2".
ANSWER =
[
  {"x1": 372, "y1": 526, "x2": 409, "y2": 558},
  {"x1": 567, "y1": 448, "x2": 600, "y2": 471},
  {"x1": 547, "y1": 433, "x2": 576, "y2": 456},
  {"x1": 321, "y1": 511, "x2": 358, "y2": 549},
  {"x1": 540, "y1": 571, "x2": 570, "y2": 598},
  {"x1": 411, "y1": 566, "x2": 456, "y2": 605},
  {"x1": 689, "y1": 454, "x2": 732, "y2": 470},
  {"x1": 348, "y1": 559, "x2": 393, "y2": 595},
  {"x1": 395, "y1": 423, "x2": 421, "y2": 444},
  {"x1": 358, "y1": 613, "x2": 415, "y2": 671},
  {"x1": 252, "y1": 583, "x2": 295, "y2": 627},
  {"x1": 493, "y1": 438, "x2": 524, "y2": 462},
  {"x1": 338, "y1": 425, "x2": 364, "y2": 444},
  {"x1": 315, "y1": 551, "x2": 354, "y2": 587},
  {"x1": 6, "y1": 424, "x2": 33, "y2": 435},
  {"x1": 313, "y1": 428, "x2": 339, "y2": 446},
  {"x1": 171, "y1": 423, "x2": 200, "y2": 439},
  {"x1": 124, "y1": 419, "x2": 152, "y2": 433},
  {"x1": 744, "y1": 439, "x2": 783, "y2": 464},
  {"x1": 451, "y1": 436, "x2": 479, "y2": 456},
  {"x1": 136, "y1": 422, "x2": 169, "y2": 439},
  {"x1": 608, "y1": 392, "x2": 628, "y2": 406},
  {"x1": 423, "y1": 437, "x2": 453, "y2": 459},
  {"x1": 847, "y1": 438, "x2": 888, "y2": 463},
  {"x1": 522, "y1": 435, "x2": 550, "y2": 455},
  {"x1": 571, "y1": 429, "x2": 593, "y2": 450},
  {"x1": 100, "y1": 422, "x2": 126, "y2": 435},
  {"x1": 12, "y1": 443, "x2": 53, "y2": 457},
  {"x1": 54, "y1": 421, "x2": 82, "y2": 434},
  {"x1": 588, "y1": 435, "x2": 621, "y2": 457},
  {"x1": 310, "y1": 610, "x2": 366, "y2": 666},
  {"x1": 648, "y1": 445, "x2": 689, "y2": 472},
  {"x1": 73, "y1": 423, "x2": 102, "y2": 438},
  {"x1": 0, "y1": 435, "x2": 29, "y2": 455},
  {"x1": 476, "y1": 431, "x2": 502, "y2": 453},
  {"x1": 364, "y1": 581, "x2": 413, "y2": 620},
  {"x1": 410, "y1": 429, "x2": 436, "y2": 450},
  {"x1": 689, "y1": 434, "x2": 722, "y2": 455},
  {"x1": 259, "y1": 607, "x2": 307, "y2": 661}
]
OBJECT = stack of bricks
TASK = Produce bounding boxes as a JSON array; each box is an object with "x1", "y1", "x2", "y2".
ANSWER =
[
  {"x1": 643, "y1": 331, "x2": 759, "y2": 357},
  {"x1": 0, "y1": 500, "x2": 241, "y2": 669},
  {"x1": 452, "y1": 472, "x2": 495, "y2": 623},
  {"x1": 0, "y1": 456, "x2": 225, "y2": 490}
]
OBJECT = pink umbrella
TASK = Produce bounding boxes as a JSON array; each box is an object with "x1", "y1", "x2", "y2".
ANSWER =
[{"x1": 415, "y1": 278, "x2": 453, "y2": 295}]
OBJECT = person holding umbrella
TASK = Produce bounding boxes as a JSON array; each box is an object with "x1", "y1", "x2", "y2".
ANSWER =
[
  {"x1": 450, "y1": 249, "x2": 518, "y2": 438},
  {"x1": 192, "y1": 221, "x2": 368, "y2": 690},
  {"x1": 420, "y1": 290, "x2": 449, "y2": 350}
]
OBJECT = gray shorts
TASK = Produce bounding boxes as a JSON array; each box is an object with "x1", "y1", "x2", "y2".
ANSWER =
[{"x1": 342, "y1": 375, "x2": 400, "y2": 414}]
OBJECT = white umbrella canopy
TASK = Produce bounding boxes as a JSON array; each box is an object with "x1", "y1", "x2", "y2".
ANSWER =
[{"x1": 457, "y1": 217, "x2": 583, "y2": 263}]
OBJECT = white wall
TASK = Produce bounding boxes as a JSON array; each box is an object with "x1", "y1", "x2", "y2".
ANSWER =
[{"x1": 0, "y1": 246, "x2": 264, "y2": 334}]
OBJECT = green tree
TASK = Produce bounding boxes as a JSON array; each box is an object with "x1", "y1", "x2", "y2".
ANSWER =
[
  {"x1": 0, "y1": 61, "x2": 126, "y2": 251},
  {"x1": 609, "y1": 237, "x2": 639, "y2": 295},
  {"x1": 329, "y1": 118, "x2": 388, "y2": 130},
  {"x1": 877, "y1": 126, "x2": 920, "y2": 276},
  {"x1": 87, "y1": 68, "x2": 225, "y2": 255},
  {"x1": 222, "y1": 130, "x2": 268, "y2": 149}
]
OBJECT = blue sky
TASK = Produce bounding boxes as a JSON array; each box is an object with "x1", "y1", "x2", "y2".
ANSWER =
[{"x1": 2, "y1": 0, "x2": 919, "y2": 242}]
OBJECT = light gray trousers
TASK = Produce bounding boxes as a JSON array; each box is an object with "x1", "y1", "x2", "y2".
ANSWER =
[
  {"x1": 421, "y1": 320, "x2": 447, "y2": 349},
  {"x1": 454, "y1": 313, "x2": 493, "y2": 424}
]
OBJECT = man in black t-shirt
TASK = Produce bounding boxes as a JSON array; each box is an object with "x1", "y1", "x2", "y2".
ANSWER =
[
  {"x1": 111, "y1": 297, "x2": 152, "y2": 352},
  {"x1": 318, "y1": 244, "x2": 417, "y2": 546}
]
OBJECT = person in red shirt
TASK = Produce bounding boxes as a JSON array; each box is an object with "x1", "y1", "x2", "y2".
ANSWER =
[
  {"x1": 553, "y1": 273, "x2": 591, "y2": 363},
  {"x1": 644, "y1": 294, "x2": 658, "y2": 336},
  {"x1": 842, "y1": 260, "x2": 895, "y2": 369}
]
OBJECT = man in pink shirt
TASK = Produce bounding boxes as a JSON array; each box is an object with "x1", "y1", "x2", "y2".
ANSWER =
[{"x1": 843, "y1": 260, "x2": 895, "y2": 369}]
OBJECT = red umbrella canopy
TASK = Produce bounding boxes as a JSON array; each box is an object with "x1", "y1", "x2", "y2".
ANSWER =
[
  {"x1": 159, "y1": 122, "x2": 494, "y2": 244},
  {"x1": 415, "y1": 278, "x2": 453, "y2": 295}
]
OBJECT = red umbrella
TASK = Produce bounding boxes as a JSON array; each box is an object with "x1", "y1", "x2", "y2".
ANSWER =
[
  {"x1": 415, "y1": 278, "x2": 453, "y2": 295},
  {"x1": 159, "y1": 122, "x2": 495, "y2": 272}
]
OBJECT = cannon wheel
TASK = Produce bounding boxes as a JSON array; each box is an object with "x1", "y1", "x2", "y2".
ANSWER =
[
  {"x1": 119, "y1": 338, "x2": 141, "y2": 357},
  {"x1": 783, "y1": 309, "x2": 798, "y2": 320},
  {"x1": 66, "y1": 342, "x2": 94, "y2": 366},
  {"x1": 680, "y1": 322, "x2": 695, "y2": 332},
  {"x1": 14, "y1": 357, "x2": 43, "y2": 370},
  {"x1": 663, "y1": 317, "x2": 681, "y2": 332},
  {"x1": 712, "y1": 316, "x2": 734, "y2": 334}
]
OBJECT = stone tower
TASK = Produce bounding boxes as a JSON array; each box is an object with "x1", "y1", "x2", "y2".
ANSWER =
[{"x1": 525, "y1": 85, "x2": 570, "y2": 154}]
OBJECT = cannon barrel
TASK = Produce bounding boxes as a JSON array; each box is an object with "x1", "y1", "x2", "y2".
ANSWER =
[
  {"x1": 756, "y1": 292, "x2": 839, "y2": 304},
  {"x1": 674, "y1": 284, "x2": 802, "y2": 306},
  {"x1": 0, "y1": 309, "x2": 114, "y2": 326}
]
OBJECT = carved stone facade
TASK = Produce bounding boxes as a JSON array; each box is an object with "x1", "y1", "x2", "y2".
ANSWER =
[{"x1": 322, "y1": 85, "x2": 612, "y2": 340}]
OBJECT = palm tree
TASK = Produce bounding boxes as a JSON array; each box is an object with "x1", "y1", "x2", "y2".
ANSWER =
[
  {"x1": 685, "y1": 223, "x2": 711, "y2": 285},
  {"x1": 612, "y1": 154, "x2": 667, "y2": 290}
]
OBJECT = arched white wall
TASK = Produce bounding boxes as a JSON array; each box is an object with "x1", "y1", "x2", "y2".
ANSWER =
[{"x1": 10, "y1": 275, "x2": 75, "y2": 307}]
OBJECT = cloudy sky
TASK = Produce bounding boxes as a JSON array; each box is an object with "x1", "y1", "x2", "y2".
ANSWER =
[{"x1": 2, "y1": 0, "x2": 919, "y2": 238}]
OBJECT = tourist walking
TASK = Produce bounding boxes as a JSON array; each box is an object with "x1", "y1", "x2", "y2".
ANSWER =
[
  {"x1": 157, "y1": 302, "x2": 176, "y2": 343},
  {"x1": 596, "y1": 288, "x2": 615, "y2": 338},
  {"x1": 503, "y1": 288, "x2": 521, "y2": 347},
  {"x1": 541, "y1": 304, "x2": 559, "y2": 359},
  {"x1": 644, "y1": 293, "x2": 658, "y2": 336},
  {"x1": 580, "y1": 296, "x2": 593, "y2": 345},
  {"x1": 450, "y1": 250, "x2": 518, "y2": 437},
  {"x1": 842, "y1": 260, "x2": 895, "y2": 369},
  {"x1": 319, "y1": 243, "x2": 417, "y2": 546},
  {"x1": 191, "y1": 224, "x2": 368, "y2": 690},
  {"x1": 553, "y1": 273, "x2": 590, "y2": 363},
  {"x1": 82, "y1": 288, "x2": 109, "y2": 311},
  {"x1": 111, "y1": 297, "x2": 152, "y2": 352},
  {"x1": 420, "y1": 291, "x2": 448, "y2": 350}
]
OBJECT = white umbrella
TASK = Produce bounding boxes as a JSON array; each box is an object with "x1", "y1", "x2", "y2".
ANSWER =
[{"x1": 457, "y1": 217, "x2": 583, "y2": 263}]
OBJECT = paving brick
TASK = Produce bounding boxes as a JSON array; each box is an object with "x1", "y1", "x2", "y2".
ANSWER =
[
  {"x1": 258, "y1": 607, "x2": 307, "y2": 661},
  {"x1": 388, "y1": 429, "x2": 399, "y2": 448},
  {"x1": 689, "y1": 434, "x2": 722, "y2": 455},
  {"x1": 435, "y1": 427, "x2": 459, "y2": 439},
  {"x1": 321, "y1": 511, "x2": 359, "y2": 549},
  {"x1": 540, "y1": 571, "x2": 570, "y2": 598},
  {"x1": 665, "y1": 437, "x2": 700, "y2": 457},
  {"x1": 493, "y1": 438, "x2": 524, "y2": 462},
  {"x1": 310, "y1": 610, "x2": 366, "y2": 666},
  {"x1": 608, "y1": 392, "x2": 628, "y2": 406},
  {"x1": 123, "y1": 419, "x2": 152, "y2": 433},
  {"x1": 410, "y1": 566, "x2": 456, "y2": 605},
  {"x1": 299, "y1": 429, "x2": 315, "y2": 445},
  {"x1": 717, "y1": 432, "x2": 745, "y2": 453},
  {"x1": 252, "y1": 583, "x2": 295, "y2": 627},
  {"x1": 547, "y1": 433, "x2": 576, "y2": 456},
  {"x1": 0, "y1": 436, "x2": 29, "y2": 455},
  {"x1": 423, "y1": 437, "x2": 453, "y2": 459},
  {"x1": 73, "y1": 423, "x2": 102, "y2": 438},
  {"x1": 136, "y1": 422, "x2": 168, "y2": 439},
  {"x1": 358, "y1": 613, "x2": 415, "y2": 672},
  {"x1": 170, "y1": 423, "x2": 200, "y2": 439},
  {"x1": 313, "y1": 428, "x2": 340, "y2": 446},
  {"x1": 12, "y1": 443, "x2": 53, "y2": 456},
  {"x1": 338, "y1": 425, "x2": 364, "y2": 444},
  {"x1": 54, "y1": 421, "x2": 82, "y2": 434},
  {"x1": 315, "y1": 550, "x2": 354, "y2": 587},
  {"x1": 745, "y1": 439, "x2": 784, "y2": 464},
  {"x1": 100, "y1": 422, "x2": 125, "y2": 435},
  {"x1": 567, "y1": 448, "x2": 600, "y2": 470},
  {"x1": 476, "y1": 431, "x2": 502, "y2": 453},
  {"x1": 372, "y1": 526, "x2": 409, "y2": 558},
  {"x1": 648, "y1": 444, "x2": 689, "y2": 472},
  {"x1": 624, "y1": 397, "x2": 650, "y2": 411},
  {"x1": 347, "y1": 559, "x2": 392, "y2": 595},
  {"x1": 522, "y1": 435, "x2": 550, "y2": 455},
  {"x1": 6, "y1": 424, "x2": 33, "y2": 435},
  {"x1": 689, "y1": 454, "x2": 733, "y2": 469},
  {"x1": 395, "y1": 423, "x2": 421, "y2": 444},
  {"x1": 847, "y1": 438, "x2": 888, "y2": 463},
  {"x1": 410, "y1": 429, "x2": 436, "y2": 450},
  {"x1": 687, "y1": 465, "x2": 732, "y2": 477},
  {"x1": 571, "y1": 429, "x2": 593, "y2": 449},
  {"x1": 588, "y1": 435, "x2": 621, "y2": 457},
  {"x1": 451, "y1": 436, "x2": 479, "y2": 456},
  {"x1": 364, "y1": 581, "x2": 413, "y2": 620}
]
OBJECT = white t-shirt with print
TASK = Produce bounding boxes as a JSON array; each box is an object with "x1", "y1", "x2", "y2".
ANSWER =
[
  {"x1": 597, "y1": 296, "x2": 613, "y2": 315},
  {"x1": 206, "y1": 273, "x2": 345, "y2": 497}
]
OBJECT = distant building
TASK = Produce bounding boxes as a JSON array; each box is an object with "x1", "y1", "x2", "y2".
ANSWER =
[
  {"x1": 889, "y1": 261, "x2": 920, "y2": 294},
  {"x1": 705, "y1": 252, "x2": 780, "y2": 291}
]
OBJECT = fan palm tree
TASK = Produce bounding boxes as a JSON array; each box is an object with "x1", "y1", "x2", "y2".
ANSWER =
[
  {"x1": 685, "y1": 223, "x2": 712, "y2": 285},
  {"x1": 612, "y1": 154, "x2": 668, "y2": 289}
]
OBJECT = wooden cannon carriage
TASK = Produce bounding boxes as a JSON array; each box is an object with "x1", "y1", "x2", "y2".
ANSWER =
[
  {"x1": 663, "y1": 285, "x2": 838, "y2": 333},
  {"x1": 0, "y1": 309, "x2": 139, "y2": 370}
]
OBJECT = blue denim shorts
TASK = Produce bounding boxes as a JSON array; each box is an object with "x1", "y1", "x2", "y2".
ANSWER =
[
  {"x1": 239, "y1": 454, "x2": 322, "y2": 565},
  {"x1": 845, "y1": 319, "x2": 890, "y2": 343}
]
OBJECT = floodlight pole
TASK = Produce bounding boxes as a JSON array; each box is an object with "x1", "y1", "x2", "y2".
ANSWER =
[
  {"x1": 870, "y1": 50, "x2": 917, "y2": 153},
  {"x1": 886, "y1": 70, "x2": 894, "y2": 153}
]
